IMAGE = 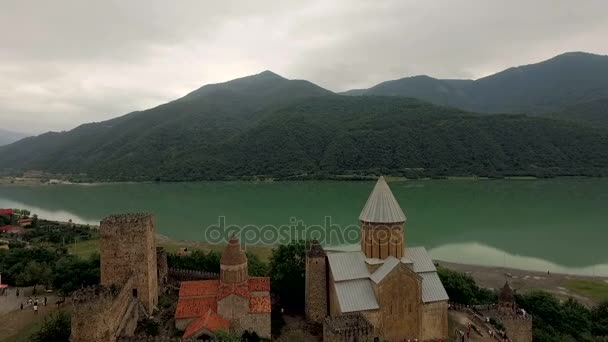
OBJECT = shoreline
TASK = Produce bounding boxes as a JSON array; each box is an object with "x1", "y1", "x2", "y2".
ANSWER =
[{"x1": 1, "y1": 175, "x2": 605, "y2": 187}]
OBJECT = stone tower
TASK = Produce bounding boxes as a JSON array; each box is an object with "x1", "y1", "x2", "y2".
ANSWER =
[
  {"x1": 305, "y1": 240, "x2": 327, "y2": 324},
  {"x1": 359, "y1": 176, "x2": 406, "y2": 259},
  {"x1": 100, "y1": 213, "x2": 158, "y2": 313},
  {"x1": 220, "y1": 234, "x2": 248, "y2": 284}
]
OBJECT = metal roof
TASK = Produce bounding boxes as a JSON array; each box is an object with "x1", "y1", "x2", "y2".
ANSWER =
[
  {"x1": 370, "y1": 256, "x2": 400, "y2": 284},
  {"x1": 404, "y1": 247, "x2": 436, "y2": 273},
  {"x1": 358, "y1": 176, "x2": 407, "y2": 223},
  {"x1": 334, "y1": 279, "x2": 380, "y2": 313},
  {"x1": 420, "y1": 272, "x2": 449, "y2": 303},
  {"x1": 327, "y1": 252, "x2": 370, "y2": 281}
]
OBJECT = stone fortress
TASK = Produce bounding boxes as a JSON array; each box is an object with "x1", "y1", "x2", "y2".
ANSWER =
[
  {"x1": 306, "y1": 176, "x2": 449, "y2": 341},
  {"x1": 71, "y1": 213, "x2": 168, "y2": 342}
]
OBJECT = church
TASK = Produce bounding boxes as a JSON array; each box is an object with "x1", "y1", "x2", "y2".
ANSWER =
[
  {"x1": 306, "y1": 176, "x2": 449, "y2": 341},
  {"x1": 175, "y1": 235, "x2": 271, "y2": 339}
]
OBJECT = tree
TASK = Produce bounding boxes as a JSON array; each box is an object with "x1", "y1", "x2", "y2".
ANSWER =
[
  {"x1": 269, "y1": 240, "x2": 307, "y2": 312},
  {"x1": 29, "y1": 311, "x2": 71, "y2": 342},
  {"x1": 16, "y1": 261, "x2": 52, "y2": 289},
  {"x1": 437, "y1": 267, "x2": 496, "y2": 305},
  {"x1": 247, "y1": 252, "x2": 269, "y2": 277}
]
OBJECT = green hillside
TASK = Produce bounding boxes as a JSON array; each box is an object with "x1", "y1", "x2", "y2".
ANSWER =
[
  {"x1": 343, "y1": 52, "x2": 608, "y2": 127},
  {"x1": 2, "y1": 79, "x2": 608, "y2": 181}
]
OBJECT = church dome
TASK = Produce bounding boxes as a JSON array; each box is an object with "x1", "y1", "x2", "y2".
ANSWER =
[{"x1": 220, "y1": 234, "x2": 247, "y2": 266}]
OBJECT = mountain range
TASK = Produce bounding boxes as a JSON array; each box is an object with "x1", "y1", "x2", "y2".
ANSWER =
[
  {"x1": 342, "y1": 52, "x2": 608, "y2": 127},
  {"x1": 1, "y1": 52, "x2": 608, "y2": 181}
]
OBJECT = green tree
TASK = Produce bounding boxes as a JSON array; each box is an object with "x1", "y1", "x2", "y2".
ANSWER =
[
  {"x1": 29, "y1": 311, "x2": 71, "y2": 342},
  {"x1": 269, "y1": 240, "x2": 307, "y2": 312},
  {"x1": 437, "y1": 267, "x2": 496, "y2": 305},
  {"x1": 214, "y1": 330, "x2": 241, "y2": 342},
  {"x1": 16, "y1": 261, "x2": 52, "y2": 289},
  {"x1": 247, "y1": 252, "x2": 269, "y2": 277}
]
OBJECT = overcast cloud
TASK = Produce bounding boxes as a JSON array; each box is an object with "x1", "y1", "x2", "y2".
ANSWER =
[{"x1": 1, "y1": 0, "x2": 607, "y2": 134}]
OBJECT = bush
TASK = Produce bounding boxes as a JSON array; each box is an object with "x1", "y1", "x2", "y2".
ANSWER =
[{"x1": 29, "y1": 311, "x2": 71, "y2": 342}]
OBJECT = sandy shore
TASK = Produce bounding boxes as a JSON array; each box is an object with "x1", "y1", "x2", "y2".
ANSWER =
[{"x1": 437, "y1": 260, "x2": 607, "y2": 306}]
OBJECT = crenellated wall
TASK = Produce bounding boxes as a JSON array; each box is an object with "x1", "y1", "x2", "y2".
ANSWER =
[{"x1": 71, "y1": 277, "x2": 138, "y2": 342}]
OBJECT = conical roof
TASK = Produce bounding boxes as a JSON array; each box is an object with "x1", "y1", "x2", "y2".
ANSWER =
[
  {"x1": 220, "y1": 234, "x2": 247, "y2": 266},
  {"x1": 359, "y1": 176, "x2": 406, "y2": 223}
]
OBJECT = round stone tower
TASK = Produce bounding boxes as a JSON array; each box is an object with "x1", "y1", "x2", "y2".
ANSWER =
[
  {"x1": 305, "y1": 240, "x2": 327, "y2": 324},
  {"x1": 359, "y1": 176, "x2": 406, "y2": 259},
  {"x1": 220, "y1": 234, "x2": 248, "y2": 284}
]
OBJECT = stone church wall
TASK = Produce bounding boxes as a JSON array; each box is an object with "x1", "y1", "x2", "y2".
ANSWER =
[
  {"x1": 217, "y1": 294, "x2": 249, "y2": 320},
  {"x1": 421, "y1": 300, "x2": 448, "y2": 341},
  {"x1": 238, "y1": 313, "x2": 271, "y2": 339},
  {"x1": 372, "y1": 265, "x2": 422, "y2": 341}
]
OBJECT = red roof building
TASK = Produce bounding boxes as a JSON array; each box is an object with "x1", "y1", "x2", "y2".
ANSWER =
[
  {"x1": 18, "y1": 218, "x2": 33, "y2": 227},
  {"x1": 175, "y1": 235, "x2": 271, "y2": 339},
  {"x1": 0, "y1": 209, "x2": 13, "y2": 216}
]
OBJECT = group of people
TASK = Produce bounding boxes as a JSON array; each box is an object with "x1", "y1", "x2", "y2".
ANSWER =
[{"x1": 15, "y1": 287, "x2": 47, "y2": 314}]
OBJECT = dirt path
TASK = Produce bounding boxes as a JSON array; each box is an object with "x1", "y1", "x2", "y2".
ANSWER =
[
  {"x1": 438, "y1": 260, "x2": 607, "y2": 306},
  {"x1": 0, "y1": 287, "x2": 66, "y2": 341}
]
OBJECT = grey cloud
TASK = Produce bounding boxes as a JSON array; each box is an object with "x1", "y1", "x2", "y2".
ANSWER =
[{"x1": 0, "y1": 0, "x2": 607, "y2": 134}]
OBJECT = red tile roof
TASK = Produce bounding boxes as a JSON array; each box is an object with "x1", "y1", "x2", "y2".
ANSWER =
[
  {"x1": 175, "y1": 297, "x2": 218, "y2": 319},
  {"x1": 248, "y1": 277, "x2": 270, "y2": 292},
  {"x1": 179, "y1": 280, "x2": 219, "y2": 297},
  {"x1": 249, "y1": 296, "x2": 272, "y2": 313},
  {"x1": 183, "y1": 309, "x2": 230, "y2": 339},
  {"x1": 217, "y1": 283, "x2": 249, "y2": 301},
  {"x1": 0, "y1": 209, "x2": 13, "y2": 216}
]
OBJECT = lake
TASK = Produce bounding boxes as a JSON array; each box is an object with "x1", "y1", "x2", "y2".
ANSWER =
[{"x1": 1, "y1": 179, "x2": 607, "y2": 276}]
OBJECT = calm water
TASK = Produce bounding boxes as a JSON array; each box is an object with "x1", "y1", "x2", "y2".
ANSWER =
[{"x1": 0, "y1": 179, "x2": 607, "y2": 276}]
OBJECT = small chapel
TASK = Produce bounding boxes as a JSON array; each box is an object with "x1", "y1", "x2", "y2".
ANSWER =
[
  {"x1": 175, "y1": 235, "x2": 271, "y2": 339},
  {"x1": 305, "y1": 176, "x2": 449, "y2": 341}
]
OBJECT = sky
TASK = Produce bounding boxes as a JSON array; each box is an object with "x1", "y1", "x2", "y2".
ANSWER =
[{"x1": 1, "y1": 0, "x2": 608, "y2": 134}]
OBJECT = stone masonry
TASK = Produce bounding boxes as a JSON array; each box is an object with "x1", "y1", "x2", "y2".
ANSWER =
[
  {"x1": 100, "y1": 213, "x2": 159, "y2": 313},
  {"x1": 305, "y1": 240, "x2": 327, "y2": 324}
]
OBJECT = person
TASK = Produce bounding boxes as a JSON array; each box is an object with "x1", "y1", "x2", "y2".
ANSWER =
[
  {"x1": 16, "y1": 288, "x2": 19, "y2": 297},
  {"x1": 44, "y1": 297, "x2": 47, "y2": 306},
  {"x1": 20, "y1": 302, "x2": 23, "y2": 310},
  {"x1": 33, "y1": 304, "x2": 38, "y2": 314}
]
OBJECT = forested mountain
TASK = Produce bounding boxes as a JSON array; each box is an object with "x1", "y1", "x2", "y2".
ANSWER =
[
  {"x1": 342, "y1": 52, "x2": 608, "y2": 127},
  {"x1": 0, "y1": 129, "x2": 28, "y2": 146},
  {"x1": 1, "y1": 71, "x2": 608, "y2": 181}
]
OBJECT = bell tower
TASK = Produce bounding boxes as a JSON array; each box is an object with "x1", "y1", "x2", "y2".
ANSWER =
[{"x1": 359, "y1": 176, "x2": 406, "y2": 259}]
